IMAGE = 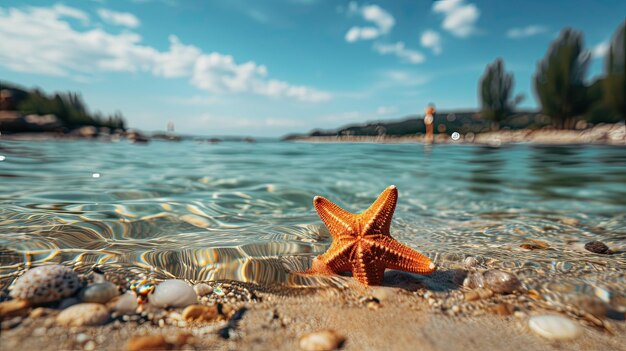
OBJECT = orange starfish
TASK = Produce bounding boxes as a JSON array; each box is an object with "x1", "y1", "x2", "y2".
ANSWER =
[{"x1": 307, "y1": 185, "x2": 436, "y2": 286}]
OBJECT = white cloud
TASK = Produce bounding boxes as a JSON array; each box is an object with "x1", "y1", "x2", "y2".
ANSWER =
[
  {"x1": 506, "y1": 25, "x2": 547, "y2": 39},
  {"x1": 97, "y1": 8, "x2": 140, "y2": 28},
  {"x1": 420, "y1": 30, "x2": 442, "y2": 54},
  {"x1": 432, "y1": 0, "x2": 479, "y2": 38},
  {"x1": 344, "y1": 2, "x2": 395, "y2": 42},
  {"x1": 0, "y1": 5, "x2": 330, "y2": 102},
  {"x1": 376, "y1": 105, "x2": 397, "y2": 115},
  {"x1": 592, "y1": 41, "x2": 609, "y2": 59},
  {"x1": 373, "y1": 42, "x2": 425, "y2": 64}
]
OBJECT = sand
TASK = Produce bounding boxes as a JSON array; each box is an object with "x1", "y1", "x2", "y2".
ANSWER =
[{"x1": 2, "y1": 273, "x2": 625, "y2": 351}]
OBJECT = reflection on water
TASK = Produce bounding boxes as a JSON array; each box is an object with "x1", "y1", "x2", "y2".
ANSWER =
[{"x1": 0, "y1": 140, "x2": 625, "y2": 300}]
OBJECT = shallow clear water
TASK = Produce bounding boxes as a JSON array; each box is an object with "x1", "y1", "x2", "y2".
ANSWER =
[{"x1": 0, "y1": 140, "x2": 625, "y2": 298}]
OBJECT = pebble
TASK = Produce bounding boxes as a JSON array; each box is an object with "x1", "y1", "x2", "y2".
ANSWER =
[
  {"x1": 150, "y1": 280, "x2": 197, "y2": 308},
  {"x1": 84, "y1": 341, "x2": 96, "y2": 351},
  {"x1": 108, "y1": 293, "x2": 138, "y2": 315},
  {"x1": 126, "y1": 335, "x2": 168, "y2": 351},
  {"x1": 464, "y1": 288, "x2": 493, "y2": 302},
  {"x1": 79, "y1": 282, "x2": 119, "y2": 304},
  {"x1": 483, "y1": 270, "x2": 521, "y2": 294},
  {"x1": 584, "y1": 241, "x2": 610, "y2": 254},
  {"x1": 520, "y1": 239, "x2": 550, "y2": 250},
  {"x1": 0, "y1": 299, "x2": 31, "y2": 319},
  {"x1": 10, "y1": 265, "x2": 82, "y2": 304},
  {"x1": 59, "y1": 297, "x2": 80, "y2": 310},
  {"x1": 463, "y1": 256, "x2": 479, "y2": 269},
  {"x1": 528, "y1": 315, "x2": 582, "y2": 341},
  {"x1": 463, "y1": 272, "x2": 484, "y2": 289},
  {"x1": 181, "y1": 304, "x2": 218, "y2": 323},
  {"x1": 299, "y1": 330, "x2": 345, "y2": 351},
  {"x1": 76, "y1": 333, "x2": 90, "y2": 344},
  {"x1": 56, "y1": 303, "x2": 110, "y2": 327},
  {"x1": 491, "y1": 303, "x2": 514, "y2": 316},
  {"x1": 193, "y1": 283, "x2": 213, "y2": 297},
  {"x1": 570, "y1": 295, "x2": 607, "y2": 318}
]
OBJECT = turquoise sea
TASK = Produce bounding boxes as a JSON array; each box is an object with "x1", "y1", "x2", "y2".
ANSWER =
[{"x1": 0, "y1": 140, "x2": 624, "y2": 300}]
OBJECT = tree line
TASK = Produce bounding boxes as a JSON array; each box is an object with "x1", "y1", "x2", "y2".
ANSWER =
[
  {"x1": 0, "y1": 81, "x2": 126, "y2": 130},
  {"x1": 479, "y1": 21, "x2": 625, "y2": 130}
]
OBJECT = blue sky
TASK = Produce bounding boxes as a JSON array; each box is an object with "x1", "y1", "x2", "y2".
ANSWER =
[{"x1": 0, "y1": 0, "x2": 623, "y2": 136}]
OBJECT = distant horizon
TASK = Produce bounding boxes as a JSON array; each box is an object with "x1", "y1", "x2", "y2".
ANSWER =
[{"x1": 1, "y1": 0, "x2": 623, "y2": 136}]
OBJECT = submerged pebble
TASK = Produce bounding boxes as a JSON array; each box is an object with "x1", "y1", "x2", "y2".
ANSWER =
[
  {"x1": 483, "y1": 270, "x2": 521, "y2": 294},
  {"x1": 56, "y1": 303, "x2": 110, "y2": 326},
  {"x1": 79, "y1": 282, "x2": 119, "y2": 304},
  {"x1": 463, "y1": 256, "x2": 479, "y2": 269},
  {"x1": 10, "y1": 265, "x2": 81, "y2": 304},
  {"x1": 150, "y1": 280, "x2": 197, "y2": 308},
  {"x1": 584, "y1": 241, "x2": 610, "y2": 254},
  {"x1": 299, "y1": 330, "x2": 345, "y2": 351},
  {"x1": 528, "y1": 315, "x2": 581, "y2": 341}
]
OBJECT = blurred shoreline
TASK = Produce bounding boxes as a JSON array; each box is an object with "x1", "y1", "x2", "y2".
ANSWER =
[{"x1": 286, "y1": 123, "x2": 626, "y2": 146}]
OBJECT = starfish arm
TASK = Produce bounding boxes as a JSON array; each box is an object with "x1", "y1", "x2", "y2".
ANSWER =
[
  {"x1": 370, "y1": 236, "x2": 436, "y2": 274},
  {"x1": 314, "y1": 196, "x2": 357, "y2": 238},
  {"x1": 306, "y1": 239, "x2": 354, "y2": 274},
  {"x1": 351, "y1": 244, "x2": 386, "y2": 286},
  {"x1": 360, "y1": 185, "x2": 398, "y2": 235}
]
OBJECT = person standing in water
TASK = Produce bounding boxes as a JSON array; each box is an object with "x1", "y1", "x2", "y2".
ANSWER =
[{"x1": 424, "y1": 103, "x2": 436, "y2": 144}]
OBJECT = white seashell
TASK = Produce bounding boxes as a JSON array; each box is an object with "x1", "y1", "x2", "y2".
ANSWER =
[
  {"x1": 10, "y1": 265, "x2": 81, "y2": 304},
  {"x1": 528, "y1": 315, "x2": 582, "y2": 341},
  {"x1": 56, "y1": 303, "x2": 110, "y2": 326},
  {"x1": 79, "y1": 282, "x2": 119, "y2": 304},
  {"x1": 109, "y1": 293, "x2": 138, "y2": 315},
  {"x1": 149, "y1": 279, "x2": 197, "y2": 308}
]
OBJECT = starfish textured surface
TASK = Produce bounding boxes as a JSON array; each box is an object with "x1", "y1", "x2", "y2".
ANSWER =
[{"x1": 308, "y1": 185, "x2": 436, "y2": 286}]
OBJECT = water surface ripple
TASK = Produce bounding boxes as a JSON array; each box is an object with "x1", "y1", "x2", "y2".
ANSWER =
[{"x1": 0, "y1": 140, "x2": 624, "y2": 298}]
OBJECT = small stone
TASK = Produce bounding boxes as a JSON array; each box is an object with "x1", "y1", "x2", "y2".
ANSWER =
[
  {"x1": 570, "y1": 295, "x2": 607, "y2": 318},
  {"x1": 84, "y1": 341, "x2": 96, "y2": 351},
  {"x1": 451, "y1": 305, "x2": 461, "y2": 313},
  {"x1": 29, "y1": 307, "x2": 51, "y2": 319},
  {"x1": 59, "y1": 297, "x2": 80, "y2": 309},
  {"x1": 76, "y1": 333, "x2": 90, "y2": 344},
  {"x1": 483, "y1": 270, "x2": 521, "y2": 294},
  {"x1": 79, "y1": 282, "x2": 119, "y2": 304},
  {"x1": 520, "y1": 239, "x2": 550, "y2": 250},
  {"x1": 528, "y1": 315, "x2": 582, "y2": 341},
  {"x1": 463, "y1": 256, "x2": 479, "y2": 269},
  {"x1": 463, "y1": 272, "x2": 484, "y2": 289},
  {"x1": 56, "y1": 303, "x2": 110, "y2": 327},
  {"x1": 464, "y1": 288, "x2": 493, "y2": 302},
  {"x1": 491, "y1": 303, "x2": 513, "y2": 316},
  {"x1": 181, "y1": 304, "x2": 218, "y2": 323},
  {"x1": 299, "y1": 330, "x2": 345, "y2": 351},
  {"x1": 126, "y1": 335, "x2": 168, "y2": 351},
  {"x1": 560, "y1": 218, "x2": 579, "y2": 226},
  {"x1": 584, "y1": 241, "x2": 610, "y2": 254},
  {"x1": 108, "y1": 293, "x2": 138, "y2": 315},
  {"x1": 149, "y1": 280, "x2": 197, "y2": 308},
  {"x1": 193, "y1": 283, "x2": 213, "y2": 297},
  {"x1": 0, "y1": 299, "x2": 31, "y2": 319},
  {"x1": 10, "y1": 265, "x2": 82, "y2": 304}
]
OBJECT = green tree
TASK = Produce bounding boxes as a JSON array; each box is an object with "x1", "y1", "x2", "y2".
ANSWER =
[
  {"x1": 479, "y1": 58, "x2": 518, "y2": 130},
  {"x1": 534, "y1": 28, "x2": 591, "y2": 129},
  {"x1": 604, "y1": 21, "x2": 625, "y2": 124}
]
